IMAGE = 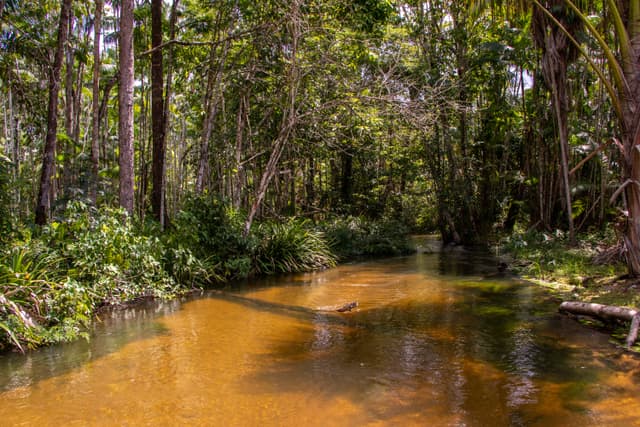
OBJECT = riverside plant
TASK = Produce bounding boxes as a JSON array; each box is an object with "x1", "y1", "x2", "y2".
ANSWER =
[
  {"x1": 0, "y1": 200, "x2": 345, "y2": 351},
  {"x1": 254, "y1": 220, "x2": 337, "y2": 274}
]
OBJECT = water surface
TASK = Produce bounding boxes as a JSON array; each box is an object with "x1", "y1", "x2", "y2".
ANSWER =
[{"x1": 1, "y1": 247, "x2": 639, "y2": 425}]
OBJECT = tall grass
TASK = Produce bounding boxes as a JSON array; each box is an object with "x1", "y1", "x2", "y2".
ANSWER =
[{"x1": 254, "y1": 220, "x2": 337, "y2": 274}]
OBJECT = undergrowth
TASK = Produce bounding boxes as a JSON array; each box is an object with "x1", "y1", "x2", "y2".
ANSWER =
[
  {"x1": 0, "y1": 198, "x2": 347, "y2": 351},
  {"x1": 499, "y1": 229, "x2": 633, "y2": 305},
  {"x1": 320, "y1": 216, "x2": 415, "y2": 260}
]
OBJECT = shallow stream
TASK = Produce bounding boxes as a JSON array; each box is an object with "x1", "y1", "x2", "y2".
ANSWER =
[{"x1": 1, "y1": 243, "x2": 639, "y2": 425}]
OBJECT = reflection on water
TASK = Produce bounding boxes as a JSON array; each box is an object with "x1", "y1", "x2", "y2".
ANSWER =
[{"x1": 0, "y1": 243, "x2": 639, "y2": 426}]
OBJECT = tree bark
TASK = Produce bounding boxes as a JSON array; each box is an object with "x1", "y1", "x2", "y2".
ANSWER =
[
  {"x1": 89, "y1": 0, "x2": 103, "y2": 204},
  {"x1": 161, "y1": 0, "x2": 179, "y2": 220},
  {"x1": 35, "y1": 0, "x2": 72, "y2": 225},
  {"x1": 118, "y1": 0, "x2": 135, "y2": 215},
  {"x1": 151, "y1": 0, "x2": 166, "y2": 227},
  {"x1": 63, "y1": 12, "x2": 75, "y2": 195}
]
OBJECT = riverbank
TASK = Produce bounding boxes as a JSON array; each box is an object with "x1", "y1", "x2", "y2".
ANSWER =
[
  {"x1": 498, "y1": 230, "x2": 640, "y2": 348},
  {"x1": 0, "y1": 199, "x2": 414, "y2": 353}
]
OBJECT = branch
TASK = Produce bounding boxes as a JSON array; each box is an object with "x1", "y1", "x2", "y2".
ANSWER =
[
  {"x1": 137, "y1": 24, "x2": 274, "y2": 57},
  {"x1": 569, "y1": 138, "x2": 613, "y2": 176}
]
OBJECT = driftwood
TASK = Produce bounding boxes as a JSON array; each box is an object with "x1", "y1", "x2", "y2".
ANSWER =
[
  {"x1": 336, "y1": 301, "x2": 358, "y2": 312},
  {"x1": 559, "y1": 301, "x2": 640, "y2": 347}
]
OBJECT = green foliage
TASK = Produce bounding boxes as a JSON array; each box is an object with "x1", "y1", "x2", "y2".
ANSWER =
[
  {"x1": 169, "y1": 196, "x2": 337, "y2": 279},
  {"x1": 0, "y1": 154, "x2": 13, "y2": 244},
  {"x1": 0, "y1": 246, "x2": 90, "y2": 351},
  {"x1": 169, "y1": 195, "x2": 255, "y2": 280},
  {"x1": 321, "y1": 216, "x2": 415, "y2": 260},
  {"x1": 500, "y1": 229, "x2": 624, "y2": 286},
  {"x1": 0, "y1": 202, "x2": 181, "y2": 351},
  {"x1": 254, "y1": 220, "x2": 337, "y2": 274},
  {"x1": 44, "y1": 202, "x2": 177, "y2": 302}
]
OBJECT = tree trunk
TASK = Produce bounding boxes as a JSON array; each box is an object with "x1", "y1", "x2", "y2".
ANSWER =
[
  {"x1": 232, "y1": 88, "x2": 248, "y2": 209},
  {"x1": 63, "y1": 12, "x2": 75, "y2": 195},
  {"x1": 89, "y1": 0, "x2": 103, "y2": 204},
  {"x1": 151, "y1": 0, "x2": 165, "y2": 227},
  {"x1": 547, "y1": 54, "x2": 575, "y2": 243},
  {"x1": 161, "y1": 0, "x2": 179, "y2": 221},
  {"x1": 35, "y1": 0, "x2": 72, "y2": 225},
  {"x1": 618, "y1": 0, "x2": 640, "y2": 276},
  {"x1": 119, "y1": 0, "x2": 135, "y2": 215},
  {"x1": 340, "y1": 152, "x2": 353, "y2": 206}
]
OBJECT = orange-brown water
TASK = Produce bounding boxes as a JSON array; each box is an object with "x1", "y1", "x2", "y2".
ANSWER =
[{"x1": 1, "y1": 249, "x2": 639, "y2": 426}]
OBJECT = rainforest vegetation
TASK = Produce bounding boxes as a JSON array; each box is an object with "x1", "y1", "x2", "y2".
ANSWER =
[{"x1": 1, "y1": 0, "x2": 639, "y2": 350}]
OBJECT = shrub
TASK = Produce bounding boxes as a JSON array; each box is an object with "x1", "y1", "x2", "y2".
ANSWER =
[
  {"x1": 0, "y1": 247, "x2": 90, "y2": 351},
  {"x1": 321, "y1": 216, "x2": 414, "y2": 260},
  {"x1": 168, "y1": 195, "x2": 255, "y2": 279},
  {"x1": 47, "y1": 202, "x2": 177, "y2": 302},
  {"x1": 0, "y1": 202, "x2": 183, "y2": 351}
]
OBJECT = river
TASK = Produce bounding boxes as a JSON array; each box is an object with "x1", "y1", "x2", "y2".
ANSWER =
[{"x1": 0, "y1": 244, "x2": 639, "y2": 425}]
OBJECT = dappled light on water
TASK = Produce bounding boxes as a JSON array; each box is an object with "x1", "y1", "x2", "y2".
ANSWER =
[{"x1": 0, "y1": 247, "x2": 639, "y2": 425}]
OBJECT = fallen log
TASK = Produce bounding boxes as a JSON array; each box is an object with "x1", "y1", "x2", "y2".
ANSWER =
[
  {"x1": 336, "y1": 301, "x2": 358, "y2": 312},
  {"x1": 559, "y1": 301, "x2": 640, "y2": 348}
]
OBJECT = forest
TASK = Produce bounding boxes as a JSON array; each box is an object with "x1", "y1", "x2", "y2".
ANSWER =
[{"x1": 1, "y1": 0, "x2": 639, "y2": 351}]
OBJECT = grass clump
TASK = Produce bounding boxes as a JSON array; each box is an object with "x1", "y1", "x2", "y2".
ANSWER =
[
  {"x1": 254, "y1": 220, "x2": 337, "y2": 274},
  {"x1": 169, "y1": 196, "x2": 336, "y2": 278}
]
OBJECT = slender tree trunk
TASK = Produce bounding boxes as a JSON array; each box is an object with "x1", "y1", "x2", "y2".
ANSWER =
[
  {"x1": 119, "y1": 0, "x2": 135, "y2": 215},
  {"x1": 305, "y1": 156, "x2": 315, "y2": 210},
  {"x1": 195, "y1": 46, "x2": 217, "y2": 194},
  {"x1": 161, "y1": 0, "x2": 179, "y2": 221},
  {"x1": 138, "y1": 73, "x2": 148, "y2": 220},
  {"x1": 35, "y1": 0, "x2": 72, "y2": 225},
  {"x1": 549, "y1": 64, "x2": 575, "y2": 243},
  {"x1": 151, "y1": 0, "x2": 165, "y2": 227},
  {"x1": 63, "y1": 13, "x2": 75, "y2": 195},
  {"x1": 232, "y1": 88, "x2": 247, "y2": 209},
  {"x1": 90, "y1": 0, "x2": 103, "y2": 204}
]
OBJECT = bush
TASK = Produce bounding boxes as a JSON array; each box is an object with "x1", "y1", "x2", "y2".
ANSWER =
[
  {"x1": 44, "y1": 202, "x2": 177, "y2": 302},
  {"x1": 0, "y1": 247, "x2": 91, "y2": 351},
  {"x1": 0, "y1": 202, "x2": 180, "y2": 351},
  {"x1": 169, "y1": 196, "x2": 255, "y2": 279},
  {"x1": 321, "y1": 216, "x2": 415, "y2": 260}
]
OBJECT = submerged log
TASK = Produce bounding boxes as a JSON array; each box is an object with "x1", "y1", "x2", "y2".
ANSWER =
[
  {"x1": 336, "y1": 301, "x2": 358, "y2": 312},
  {"x1": 559, "y1": 301, "x2": 640, "y2": 347}
]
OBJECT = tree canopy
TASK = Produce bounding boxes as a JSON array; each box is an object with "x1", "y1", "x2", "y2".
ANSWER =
[{"x1": 0, "y1": 0, "x2": 638, "y2": 271}]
